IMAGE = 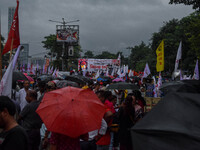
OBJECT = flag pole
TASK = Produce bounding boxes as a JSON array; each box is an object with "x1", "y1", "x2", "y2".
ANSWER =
[
  {"x1": 9, "y1": 38, "x2": 14, "y2": 62},
  {"x1": 0, "y1": 9, "x2": 2, "y2": 80}
]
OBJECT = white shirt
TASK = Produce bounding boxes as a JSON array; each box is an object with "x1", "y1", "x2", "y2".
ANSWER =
[
  {"x1": 88, "y1": 119, "x2": 107, "y2": 141},
  {"x1": 18, "y1": 88, "x2": 29, "y2": 111}
]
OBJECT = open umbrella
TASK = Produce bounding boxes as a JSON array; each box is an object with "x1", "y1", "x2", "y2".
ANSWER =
[
  {"x1": 106, "y1": 82, "x2": 138, "y2": 90},
  {"x1": 23, "y1": 73, "x2": 34, "y2": 82},
  {"x1": 160, "y1": 80, "x2": 200, "y2": 95},
  {"x1": 2, "y1": 70, "x2": 28, "y2": 83},
  {"x1": 37, "y1": 75, "x2": 53, "y2": 83},
  {"x1": 75, "y1": 75, "x2": 93, "y2": 85},
  {"x1": 36, "y1": 87, "x2": 105, "y2": 138},
  {"x1": 112, "y1": 78, "x2": 125, "y2": 82},
  {"x1": 56, "y1": 80, "x2": 79, "y2": 88},
  {"x1": 65, "y1": 75, "x2": 86, "y2": 85},
  {"x1": 97, "y1": 77, "x2": 108, "y2": 82},
  {"x1": 131, "y1": 80, "x2": 200, "y2": 150}
]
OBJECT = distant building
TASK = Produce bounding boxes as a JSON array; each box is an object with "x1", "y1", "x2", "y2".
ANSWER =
[
  {"x1": 8, "y1": 7, "x2": 15, "y2": 34},
  {"x1": 18, "y1": 44, "x2": 29, "y2": 67},
  {"x1": 30, "y1": 57, "x2": 45, "y2": 69}
]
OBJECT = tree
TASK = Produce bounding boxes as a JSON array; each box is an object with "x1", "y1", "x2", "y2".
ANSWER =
[
  {"x1": 1, "y1": 35, "x2": 9, "y2": 68},
  {"x1": 151, "y1": 19, "x2": 181, "y2": 74},
  {"x1": 68, "y1": 45, "x2": 82, "y2": 71},
  {"x1": 185, "y1": 12, "x2": 200, "y2": 58},
  {"x1": 84, "y1": 50, "x2": 94, "y2": 58},
  {"x1": 42, "y1": 34, "x2": 82, "y2": 70},
  {"x1": 151, "y1": 14, "x2": 200, "y2": 75},
  {"x1": 128, "y1": 41, "x2": 155, "y2": 73},
  {"x1": 169, "y1": 0, "x2": 200, "y2": 11},
  {"x1": 95, "y1": 51, "x2": 116, "y2": 59}
]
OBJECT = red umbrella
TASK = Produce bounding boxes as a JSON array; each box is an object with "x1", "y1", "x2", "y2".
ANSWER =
[
  {"x1": 23, "y1": 73, "x2": 34, "y2": 82},
  {"x1": 36, "y1": 86, "x2": 105, "y2": 138}
]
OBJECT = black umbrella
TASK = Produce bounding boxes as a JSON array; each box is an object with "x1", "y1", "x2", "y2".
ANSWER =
[
  {"x1": 131, "y1": 80, "x2": 200, "y2": 150},
  {"x1": 65, "y1": 75, "x2": 86, "y2": 85},
  {"x1": 160, "y1": 80, "x2": 200, "y2": 95},
  {"x1": 2, "y1": 71, "x2": 28, "y2": 84},
  {"x1": 37, "y1": 75, "x2": 53, "y2": 83},
  {"x1": 106, "y1": 82, "x2": 138, "y2": 90},
  {"x1": 56, "y1": 80, "x2": 79, "y2": 88},
  {"x1": 75, "y1": 75, "x2": 93, "y2": 85}
]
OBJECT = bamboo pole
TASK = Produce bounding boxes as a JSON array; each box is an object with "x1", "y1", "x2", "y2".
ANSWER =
[{"x1": 9, "y1": 38, "x2": 14, "y2": 62}]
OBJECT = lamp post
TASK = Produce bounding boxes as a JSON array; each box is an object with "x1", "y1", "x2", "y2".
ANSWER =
[{"x1": 48, "y1": 18, "x2": 79, "y2": 71}]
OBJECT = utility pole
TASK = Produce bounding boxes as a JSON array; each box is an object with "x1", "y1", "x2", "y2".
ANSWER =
[{"x1": 49, "y1": 18, "x2": 79, "y2": 71}]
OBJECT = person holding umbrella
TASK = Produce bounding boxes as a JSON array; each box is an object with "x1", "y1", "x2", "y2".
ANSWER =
[{"x1": 36, "y1": 87, "x2": 106, "y2": 150}]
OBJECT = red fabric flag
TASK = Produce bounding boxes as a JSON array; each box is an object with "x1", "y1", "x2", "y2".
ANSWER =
[{"x1": 2, "y1": 0, "x2": 20, "y2": 55}]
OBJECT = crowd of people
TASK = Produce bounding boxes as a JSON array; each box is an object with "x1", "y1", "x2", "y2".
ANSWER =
[{"x1": 0, "y1": 73, "x2": 147, "y2": 150}]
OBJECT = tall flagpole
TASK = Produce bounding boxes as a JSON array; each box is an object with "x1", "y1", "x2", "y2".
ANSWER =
[
  {"x1": 0, "y1": 9, "x2": 2, "y2": 80},
  {"x1": 9, "y1": 38, "x2": 14, "y2": 61}
]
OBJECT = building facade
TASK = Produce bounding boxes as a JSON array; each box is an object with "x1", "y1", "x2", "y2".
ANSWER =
[{"x1": 8, "y1": 7, "x2": 15, "y2": 34}]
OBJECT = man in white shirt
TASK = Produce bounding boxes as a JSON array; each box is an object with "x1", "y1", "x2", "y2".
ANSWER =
[
  {"x1": 18, "y1": 80, "x2": 30, "y2": 111},
  {"x1": 80, "y1": 119, "x2": 107, "y2": 150}
]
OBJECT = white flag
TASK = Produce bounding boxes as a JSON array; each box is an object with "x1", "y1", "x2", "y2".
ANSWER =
[
  {"x1": 143, "y1": 63, "x2": 151, "y2": 78},
  {"x1": 174, "y1": 41, "x2": 182, "y2": 72},
  {"x1": 117, "y1": 54, "x2": 121, "y2": 60},
  {"x1": 0, "y1": 59, "x2": 14, "y2": 98},
  {"x1": 0, "y1": 45, "x2": 22, "y2": 98},
  {"x1": 152, "y1": 76, "x2": 157, "y2": 98},
  {"x1": 193, "y1": 60, "x2": 199, "y2": 80},
  {"x1": 95, "y1": 70, "x2": 100, "y2": 79},
  {"x1": 105, "y1": 69, "x2": 109, "y2": 77},
  {"x1": 157, "y1": 72, "x2": 162, "y2": 89},
  {"x1": 128, "y1": 69, "x2": 132, "y2": 77},
  {"x1": 111, "y1": 68, "x2": 115, "y2": 76},
  {"x1": 52, "y1": 68, "x2": 57, "y2": 77}
]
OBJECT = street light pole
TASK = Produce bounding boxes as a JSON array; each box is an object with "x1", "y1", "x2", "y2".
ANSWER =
[{"x1": 49, "y1": 18, "x2": 79, "y2": 71}]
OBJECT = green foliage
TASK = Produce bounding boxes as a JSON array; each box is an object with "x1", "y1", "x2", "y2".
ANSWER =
[
  {"x1": 42, "y1": 34, "x2": 82, "y2": 71},
  {"x1": 84, "y1": 50, "x2": 94, "y2": 58},
  {"x1": 169, "y1": 0, "x2": 200, "y2": 11},
  {"x1": 95, "y1": 51, "x2": 116, "y2": 59},
  {"x1": 128, "y1": 41, "x2": 156, "y2": 73},
  {"x1": 1, "y1": 35, "x2": 9, "y2": 68},
  {"x1": 151, "y1": 12, "x2": 200, "y2": 74}
]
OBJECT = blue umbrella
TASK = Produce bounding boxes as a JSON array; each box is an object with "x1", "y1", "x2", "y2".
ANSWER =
[{"x1": 97, "y1": 77, "x2": 108, "y2": 82}]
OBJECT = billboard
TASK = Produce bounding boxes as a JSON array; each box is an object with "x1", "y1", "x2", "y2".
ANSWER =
[
  {"x1": 78, "y1": 58, "x2": 120, "y2": 72},
  {"x1": 56, "y1": 25, "x2": 79, "y2": 45}
]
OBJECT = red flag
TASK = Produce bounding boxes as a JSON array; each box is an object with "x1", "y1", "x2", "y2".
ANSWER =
[{"x1": 2, "y1": 0, "x2": 20, "y2": 55}]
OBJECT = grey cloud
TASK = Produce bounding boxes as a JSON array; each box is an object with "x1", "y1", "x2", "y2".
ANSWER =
[{"x1": 0, "y1": 0, "x2": 193, "y2": 56}]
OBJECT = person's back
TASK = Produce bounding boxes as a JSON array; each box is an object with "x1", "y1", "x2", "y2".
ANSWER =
[
  {"x1": 0, "y1": 96, "x2": 28, "y2": 150},
  {"x1": 20, "y1": 100, "x2": 42, "y2": 130},
  {"x1": 19, "y1": 90, "x2": 42, "y2": 150}
]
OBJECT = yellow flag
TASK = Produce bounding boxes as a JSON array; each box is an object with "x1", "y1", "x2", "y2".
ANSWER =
[{"x1": 156, "y1": 40, "x2": 164, "y2": 72}]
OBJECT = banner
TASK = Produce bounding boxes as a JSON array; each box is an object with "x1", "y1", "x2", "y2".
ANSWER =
[
  {"x1": 156, "y1": 40, "x2": 164, "y2": 72},
  {"x1": 78, "y1": 58, "x2": 120, "y2": 72}
]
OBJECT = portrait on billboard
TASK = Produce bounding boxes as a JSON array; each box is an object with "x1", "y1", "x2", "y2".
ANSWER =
[{"x1": 56, "y1": 25, "x2": 79, "y2": 45}]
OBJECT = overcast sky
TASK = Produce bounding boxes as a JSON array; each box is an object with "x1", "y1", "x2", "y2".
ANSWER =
[{"x1": 0, "y1": 0, "x2": 194, "y2": 57}]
